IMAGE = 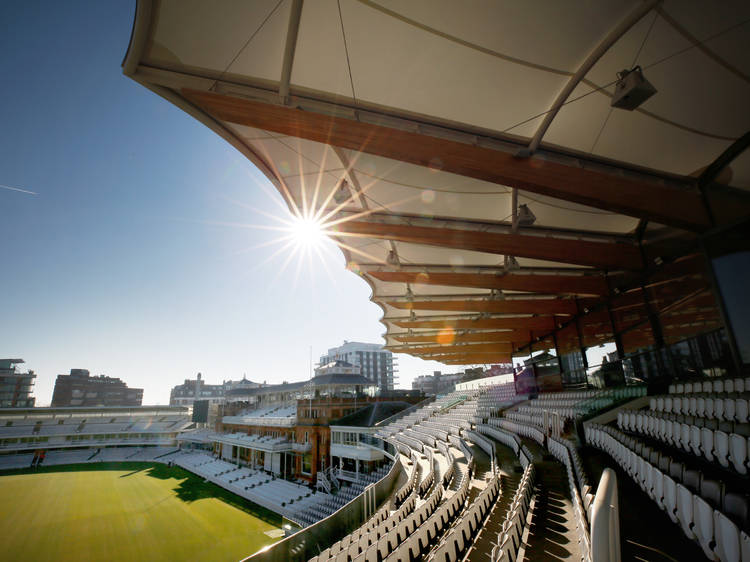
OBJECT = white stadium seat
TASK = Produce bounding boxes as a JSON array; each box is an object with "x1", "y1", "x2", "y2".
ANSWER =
[
  {"x1": 729, "y1": 434, "x2": 748, "y2": 475},
  {"x1": 653, "y1": 469, "x2": 665, "y2": 510},
  {"x1": 702, "y1": 427, "x2": 716, "y2": 462},
  {"x1": 695, "y1": 495, "x2": 719, "y2": 560},
  {"x1": 715, "y1": 431, "x2": 730, "y2": 468},
  {"x1": 725, "y1": 399, "x2": 736, "y2": 423},
  {"x1": 691, "y1": 426, "x2": 703, "y2": 457},
  {"x1": 663, "y1": 475, "x2": 679, "y2": 524},
  {"x1": 736, "y1": 400, "x2": 749, "y2": 424},
  {"x1": 714, "y1": 510, "x2": 742, "y2": 562},
  {"x1": 677, "y1": 484, "x2": 696, "y2": 539}
]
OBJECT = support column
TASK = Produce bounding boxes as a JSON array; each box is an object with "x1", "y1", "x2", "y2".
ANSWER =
[
  {"x1": 606, "y1": 303, "x2": 625, "y2": 360},
  {"x1": 641, "y1": 285, "x2": 668, "y2": 378},
  {"x1": 574, "y1": 298, "x2": 589, "y2": 373},
  {"x1": 701, "y1": 242, "x2": 743, "y2": 376},
  {"x1": 552, "y1": 331, "x2": 565, "y2": 379}
]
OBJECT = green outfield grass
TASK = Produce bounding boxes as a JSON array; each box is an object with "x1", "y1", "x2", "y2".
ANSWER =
[{"x1": 0, "y1": 462, "x2": 283, "y2": 562}]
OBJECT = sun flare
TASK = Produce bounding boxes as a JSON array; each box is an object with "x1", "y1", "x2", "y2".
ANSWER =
[{"x1": 290, "y1": 215, "x2": 326, "y2": 248}]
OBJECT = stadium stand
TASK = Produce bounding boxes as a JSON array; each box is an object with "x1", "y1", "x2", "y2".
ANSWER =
[{"x1": 586, "y1": 422, "x2": 750, "y2": 561}]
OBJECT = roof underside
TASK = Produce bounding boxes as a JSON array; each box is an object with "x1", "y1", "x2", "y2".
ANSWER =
[{"x1": 123, "y1": 0, "x2": 750, "y2": 365}]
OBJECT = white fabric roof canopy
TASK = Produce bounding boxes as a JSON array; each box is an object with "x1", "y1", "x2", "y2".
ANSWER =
[{"x1": 124, "y1": 0, "x2": 750, "y2": 364}]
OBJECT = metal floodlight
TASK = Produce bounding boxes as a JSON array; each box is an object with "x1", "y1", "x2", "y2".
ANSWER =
[
  {"x1": 611, "y1": 66, "x2": 657, "y2": 110},
  {"x1": 332, "y1": 180, "x2": 351, "y2": 204},
  {"x1": 505, "y1": 256, "x2": 520, "y2": 271},
  {"x1": 517, "y1": 204, "x2": 536, "y2": 227},
  {"x1": 386, "y1": 250, "x2": 399, "y2": 266}
]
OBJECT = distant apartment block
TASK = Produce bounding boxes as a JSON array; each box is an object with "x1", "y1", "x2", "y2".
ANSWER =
[
  {"x1": 51, "y1": 369, "x2": 143, "y2": 407},
  {"x1": 411, "y1": 371, "x2": 464, "y2": 395},
  {"x1": 319, "y1": 342, "x2": 396, "y2": 393},
  {"x1": 169, "y1": 373, "x2": 260, "y2": 407},
  {"x1": 0, "y1": 359, "x2": 36, "y2": 408}
]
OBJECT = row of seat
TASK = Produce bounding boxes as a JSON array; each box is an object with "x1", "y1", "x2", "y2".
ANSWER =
[
  {"x1": 465, "y1": 430, "x2": 495, "y2": 458},
  {"x1": 419, "y1": 454, "x2": 436, "y2": 497},
  {"x1": 416, "y1": 423, "x2": 450, "y2": 442},
  {"x1": 517, "y1": 405, "x2": 581, "y2": 422},
  {"x1": 436, "y1": 441, "x2": 456, "y2": 487},
  {"x1": 488, "y1": 418, "x2": 545, "y2": 447},
  {"x1": 650, "y1": 395, "x2": 749, "y2": 424},
  {"x1": 430, "y1": 474, "x2": 502, "y2": 562},
  {"x1": 505, "y1": 411, "x2": 543, "y2": 428},
  {"x1": 586, "y1": 424, "x2": 750, "y2": 562},
  {"x1": 311, "y1": 467, "x2": 446, "y2": 562},
  {"x1": 477, "y1": 423, "x2": 522, "y2": 457},
  {"x1": 383, "y1": 461, "x2": 473, "y2": 562},
  {"x1": 547, "y1": 437, "x2": 592, "y2": 562},
  {"x1": 393, "y1": 433, "x2": 423, "y2": 455},
  {"x1": 490, "y1": 464, "x2": 536, "y2": 562},
  {"x1": 316, "y1": 490, "x2": 415, "y2": 561},
  {"x1": 393, "y1": 451, "x2": 420, "y2": 506},
  {"x1": 626, "y1": 408, "x2": 750, "y2": 437},
  {"x1": 592, "y1": 426, "x2": 748, "y2": 524},
  {"x1": 404, "y1": 428, "x2": 436, "y2": 449},
  {"x1": 619, "y1": 409, "x2": 749, "y2": 474},
  {"x1": 669, "y1": 378, "x2": 749, "y2": 395}
]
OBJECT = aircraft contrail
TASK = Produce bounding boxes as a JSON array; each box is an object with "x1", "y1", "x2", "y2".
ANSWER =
[{"x1": 0, "y1": 183, "x2": 37, "y2": 195}]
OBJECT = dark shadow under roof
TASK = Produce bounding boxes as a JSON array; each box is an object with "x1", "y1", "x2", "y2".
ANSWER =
[{"x1": 332, "y1": 401, "x2": 411, "y2": 427}]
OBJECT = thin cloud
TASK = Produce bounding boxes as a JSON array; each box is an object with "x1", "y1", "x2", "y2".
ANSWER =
[{"x1": 0, "y1": 183, "x2": 37, "y2": 195}]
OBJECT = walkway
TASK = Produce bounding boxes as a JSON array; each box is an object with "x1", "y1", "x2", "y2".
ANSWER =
[
  {"x1": 464, "y1": 437, "x2": 523, "y2": 562},
  {"x1": 518, "y1": 439, "x2": 583, "y2": 562}
]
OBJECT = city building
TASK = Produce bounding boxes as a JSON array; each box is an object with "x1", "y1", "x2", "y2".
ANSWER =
[
  {"x1": 169, "y1": 373, "x2": 262, "y2": 408},
  {"x1": 51, "y1": 369, "x2": 143, "y2": 407},
  {"x1": 319, "y1": 342, "x2": 396, "y2": 393},
  {"x1": 411, "y1": 371, "x2": 464, "y2": 395},
  {"x1": 0, "y1": 359, "x2": 36, "y2": 408},
  {"x1": 169, "y1": 373, "x2": 226, "y2": 407}
]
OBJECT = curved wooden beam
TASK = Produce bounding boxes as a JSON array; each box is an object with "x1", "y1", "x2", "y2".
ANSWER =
[
  {"x1": 181, "y1": 89, "x2": 721, "y2": 231},
  {"x1": 370, "y1": 270, "x2": 609, "y2": 296},
  {"x1": 333, "y1": 220, "x2": 642, "y2": 270}
]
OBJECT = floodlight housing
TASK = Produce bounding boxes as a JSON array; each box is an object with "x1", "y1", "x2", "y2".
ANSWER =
[
  {"x1": 611, "y1": 66, "x2": 657, "y2": 110},
  {"x1": 517, "y1": 204, "x2": 536, "y2": 227},
  {"x1": 333, "y1": 180, "x2": 351, "y2": 204}
]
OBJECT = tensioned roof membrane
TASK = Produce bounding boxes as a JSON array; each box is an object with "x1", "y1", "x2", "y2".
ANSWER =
[{"x1": 123, "y1": 0, "x2": 750, "y2": 365}]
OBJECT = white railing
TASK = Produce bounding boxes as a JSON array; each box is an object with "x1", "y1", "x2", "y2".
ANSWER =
[{"x1": 590, "y1": 468, "x2": 620, "y2": 562}]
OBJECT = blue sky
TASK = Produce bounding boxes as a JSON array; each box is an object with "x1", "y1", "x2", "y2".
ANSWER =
[{"x1": 0, "y1": 1, "x2": 449, "y2": 405}]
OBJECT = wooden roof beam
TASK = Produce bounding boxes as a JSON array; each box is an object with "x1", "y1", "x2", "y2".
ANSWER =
[
  {"x1": 391, "y1": 342, "x2": 514, "y2": 354},
  {"x1": 387, "y1": 298, "x2": 577, "y2": 315},
  {"x1": 393, "y1": 316, "x2": 556, "y2": 331},
  {"x1": 181, "y1": 89, "x2": 725, "y2": 232},
  {"x1": 369, "y1": 270, "x2": 609, "y2": 296},
  {"x1": 415, "y1": 352, "x2": 513, "y2": 364},
  {"x1": 393, "y1": 329, "x2": 531, "y2": 344},
  {"x1": 332, "y1": 221, "x2": 643, "y2": 270}
]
